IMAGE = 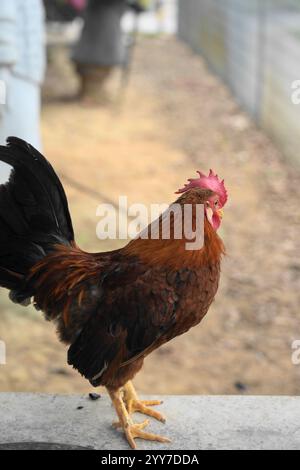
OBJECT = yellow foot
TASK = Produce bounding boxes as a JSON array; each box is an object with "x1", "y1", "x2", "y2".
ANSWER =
[
  {"x1": 123, "y1": 381, "x2": 166, "y2": 423},
  {"x1": 112, "y1": 417, "x2": 149, "y2": 429},
  {"x1": 125, "y1": 421, "x2": 171, "y2": 450},
  {"x1": 126, "y1": 399, "x2": 166, "y2": 423},
  {"x1": 108, "y1": 387, "x2": 170, "y2": 450}
]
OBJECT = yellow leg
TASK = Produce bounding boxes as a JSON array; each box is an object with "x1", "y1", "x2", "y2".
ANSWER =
[
  {"x1": 108, "y1": 387, "x2": 170, "y2": 450},
  {"x1": 123, "y1": 381, "x2": 166, "y2": 423}
]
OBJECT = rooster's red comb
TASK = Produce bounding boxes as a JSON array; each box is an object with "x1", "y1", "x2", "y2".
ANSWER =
[{"x1": 176, "y1": 170, "x2": 228, "y2": 208}]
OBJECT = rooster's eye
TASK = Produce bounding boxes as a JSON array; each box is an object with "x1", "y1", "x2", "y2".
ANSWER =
[{"x1": 214, "y1": 201, "x2": 218, "y2": 207}]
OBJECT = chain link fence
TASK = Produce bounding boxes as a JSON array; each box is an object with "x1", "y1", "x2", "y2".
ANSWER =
[{"x1": 178, "y1": 0, "x2": 300, "y2": 164}]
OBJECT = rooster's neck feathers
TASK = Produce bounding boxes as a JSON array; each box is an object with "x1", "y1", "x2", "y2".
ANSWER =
[
  {"x1": 123, "y1": 218, "x2": 224, "y2": 269},
  {"x1": 123, "y1": 189, "x2": 225, "y2": 269}
]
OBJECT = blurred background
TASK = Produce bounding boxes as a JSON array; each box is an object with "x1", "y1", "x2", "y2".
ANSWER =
[{"x1": 0, "y1": 0, "x2": 300, "y2": 396}]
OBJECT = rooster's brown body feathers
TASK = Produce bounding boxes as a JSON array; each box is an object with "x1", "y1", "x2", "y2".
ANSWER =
[{"x1": 32, "y1": 190, "x2": 224, "y2": 390}]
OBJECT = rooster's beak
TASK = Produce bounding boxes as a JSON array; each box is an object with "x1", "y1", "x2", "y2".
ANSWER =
[{"x1": 217, "y1": 209, "x2": 223, "y2": 219}]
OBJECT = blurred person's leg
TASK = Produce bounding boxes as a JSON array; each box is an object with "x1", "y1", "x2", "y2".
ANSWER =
[
  {"x1": 72, "y1": 0, "x2": 126, "y2": 103},
  {"x1": 0, "y1": 68, "x2": 10, "y2": 144},
  {"x1": 75, "y1": 64, "x2": 112, "y2": 104},
  {"x1": 0, "y1": 0, "x2": 45, "y2": 150},
  {"x1": 0, "y1": 73, "x2": 42, "y2": 150}
]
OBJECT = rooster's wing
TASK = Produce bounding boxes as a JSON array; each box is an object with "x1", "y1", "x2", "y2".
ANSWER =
[{"x1": 67, "y1": 262, "x2": 184, "y2": 386}]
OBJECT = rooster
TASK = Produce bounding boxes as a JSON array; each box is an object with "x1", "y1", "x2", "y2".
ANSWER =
[{"x1": 0, "y1": 137, "x2": 228, "y2": 449}]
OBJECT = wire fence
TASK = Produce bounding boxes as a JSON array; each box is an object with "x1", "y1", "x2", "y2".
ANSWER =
[{"x1": 178, "y1": 0, "x2": 300, "y2": 164}]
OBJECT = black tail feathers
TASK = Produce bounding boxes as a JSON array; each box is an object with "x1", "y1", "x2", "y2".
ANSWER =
[{"x1": 0, "y1": 137, "x2": 74, "y2": 301}]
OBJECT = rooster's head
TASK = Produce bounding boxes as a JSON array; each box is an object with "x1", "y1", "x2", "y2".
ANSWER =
[{"x1": 176, "y1": 170, "x2": 228, "y2": 231}]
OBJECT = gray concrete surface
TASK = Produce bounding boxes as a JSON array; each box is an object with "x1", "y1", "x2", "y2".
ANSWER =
[{"x1": 0, "y1": 393, "x2": 299, "y2": 450}]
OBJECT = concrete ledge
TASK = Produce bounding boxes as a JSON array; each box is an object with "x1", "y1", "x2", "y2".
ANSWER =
[{"x1": 0, "y1": 393, "x2": 300, "y2": 450}]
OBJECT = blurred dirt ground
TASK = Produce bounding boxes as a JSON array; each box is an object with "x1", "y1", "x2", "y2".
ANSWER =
[{"x1": 0, "y1": 37, "x2": 300, "y2": 396}]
